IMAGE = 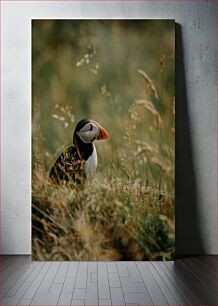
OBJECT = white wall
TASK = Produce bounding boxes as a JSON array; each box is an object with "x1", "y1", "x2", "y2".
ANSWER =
[{"x1": 1, "y1": 1, "x2": 217, "y2": 254}]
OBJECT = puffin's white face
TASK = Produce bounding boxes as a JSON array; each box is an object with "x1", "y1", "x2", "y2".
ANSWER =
[{"x1": 76, "y1": 120, "x2": 109, "y2": 143}]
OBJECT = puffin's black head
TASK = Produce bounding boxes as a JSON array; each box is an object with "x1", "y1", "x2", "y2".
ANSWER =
[
  {"x1": 74, "y1": 119, "x2": 90, "y2": 133},
  {"x1": 74, "y1": 119, "x2": 109, "y2": 144}
]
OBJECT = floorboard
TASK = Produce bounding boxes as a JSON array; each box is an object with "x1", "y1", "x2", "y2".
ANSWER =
[
  {"x1": 136, "y1": 263, "x2": 169, "y2": 305},
  {"x1": 152, "y1": 261, "x2": 190, "y2": 305},
  {"x1": 189, "y1": 257, "x2": 217, "y2": 285},
  {"x1": 0, "y1": 256, "x2": 216, "y2": 305},
  {"x1": 149, "y1": 262, "x2": 180, "y2": 305}
]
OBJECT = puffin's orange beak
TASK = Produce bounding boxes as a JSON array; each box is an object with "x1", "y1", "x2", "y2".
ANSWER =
[{"x1": 97, "y1": 126, "x2": 109, "y2": 140}]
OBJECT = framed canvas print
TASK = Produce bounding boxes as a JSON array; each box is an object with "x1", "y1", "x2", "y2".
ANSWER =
[{"x1": 32, "y1": 19, "x2": 175, "y2": 261}]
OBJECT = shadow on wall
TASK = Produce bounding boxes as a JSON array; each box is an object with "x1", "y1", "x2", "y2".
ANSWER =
[{"x1": 175, "y1": 24, "x2": 205, "y2": 256}]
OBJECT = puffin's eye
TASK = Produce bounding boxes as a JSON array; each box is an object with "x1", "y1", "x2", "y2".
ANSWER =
[{"x1": 89, "y1": 125, "x2": 93, "y2": 131}]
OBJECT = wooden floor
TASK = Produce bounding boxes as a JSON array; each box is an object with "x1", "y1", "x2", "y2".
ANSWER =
[{"x1": 0, "y1": 256, "x2": 217, "y2": 305}]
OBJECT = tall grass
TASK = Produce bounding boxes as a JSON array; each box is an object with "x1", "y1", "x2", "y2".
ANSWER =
[{"x1": 32, "y1": 20, "x2": 175, "y2": 260}]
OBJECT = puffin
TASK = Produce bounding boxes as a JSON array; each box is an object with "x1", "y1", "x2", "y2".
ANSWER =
[{"x1": 49, "y1": 119, "x2": 109, "y2": 184}]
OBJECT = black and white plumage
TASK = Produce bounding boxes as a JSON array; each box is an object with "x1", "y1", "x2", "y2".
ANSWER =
[{"x1": 49, "y1": 119, "x2": 109, "y2": 184}]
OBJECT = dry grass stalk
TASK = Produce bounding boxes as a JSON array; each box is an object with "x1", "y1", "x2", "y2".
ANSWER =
[
  {"x1": 135, "y1": 99, "x2": 164, "y2": 128},
  {"x1": 134, "y1": 140, "x2": 159, "y2": 156},
  {"x1": 134, "y1": 147, "x2": 154, "y2": 159},
  {"x1": 151, "y1": 157, "x2": 172, "y2": 174},
  {"x1": 74, "y1": 212, "x2": 120, "y2": 260},
  {"x1": 137, "y1": 69, "x2": 159, "y2": 99}
]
